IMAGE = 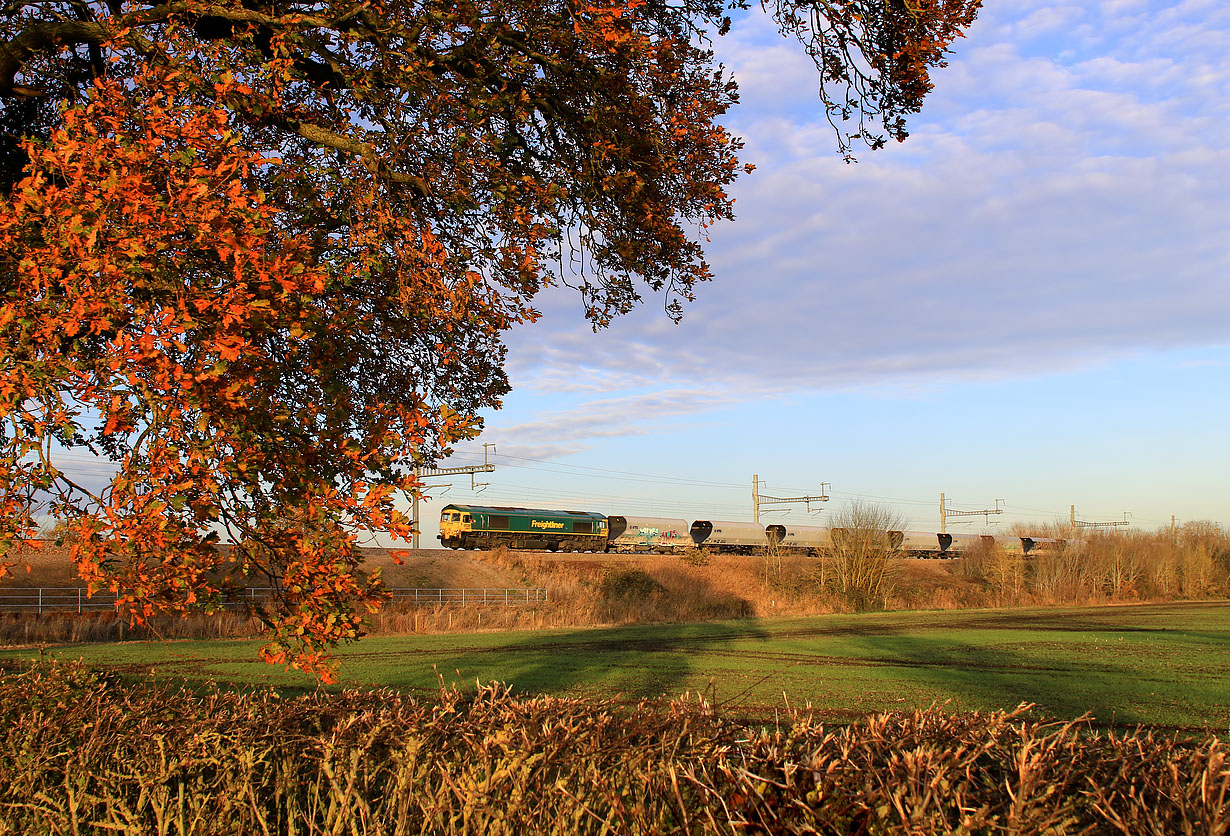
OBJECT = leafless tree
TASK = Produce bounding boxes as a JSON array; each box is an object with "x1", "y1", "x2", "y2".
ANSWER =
[{"x1": 824, "y1": 501, "x2": 904, "y2": 610}]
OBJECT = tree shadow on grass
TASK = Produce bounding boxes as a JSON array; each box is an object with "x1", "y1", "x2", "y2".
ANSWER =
[
  {"x1": 12, "y1": 602, "x2": 1228, "y2": 728},
  {"x1": 319, "y1": 603, "x2": 1230, "y2": 726},
  {"x1": 833, "y1": 622, "x2": 1230, "y2": 729},
  {"x1": 333, "y1": 616, "x2": 775, "y2": 703}
]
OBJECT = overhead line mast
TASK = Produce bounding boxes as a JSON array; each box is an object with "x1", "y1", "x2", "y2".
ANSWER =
[
  {"x1": 1070, "y1": 506, "x2": 1131, "y2": 530},
  {"x1": 752, "y1": 473, "x2": 830, "y2": 523},
  {"x1": 411, "y1": 443, "x2": 497, "y2": 549},
  {"x1": 940, "y1": 493, "x2": 1003, "y2": 534}
]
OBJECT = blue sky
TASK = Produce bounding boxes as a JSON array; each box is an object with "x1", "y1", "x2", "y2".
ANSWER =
[{"x1": 422, "y1": 0, "x2": 1230, "y2": 543}]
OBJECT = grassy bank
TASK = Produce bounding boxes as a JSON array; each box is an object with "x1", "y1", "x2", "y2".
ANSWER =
[
  {"x1": 5, "y1": 533, "x2": 1228, "y2": 647},
  {"x1": 6, "y1": 601, "x2": 1229, "y2": 729}
]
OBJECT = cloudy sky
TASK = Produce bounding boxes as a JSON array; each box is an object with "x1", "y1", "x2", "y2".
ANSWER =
[{"x1": 423, "y1": 0, "x2": 1229, "y2": 542}]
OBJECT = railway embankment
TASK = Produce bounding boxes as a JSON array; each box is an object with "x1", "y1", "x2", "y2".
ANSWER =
[{"x1": 4, "y1": 531, "x2": 1227, "y2": 647}]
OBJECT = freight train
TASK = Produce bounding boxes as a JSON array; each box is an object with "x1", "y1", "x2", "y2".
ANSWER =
[{"x1": 436, "y1": 504, "x2": 1067, "y2": 557}]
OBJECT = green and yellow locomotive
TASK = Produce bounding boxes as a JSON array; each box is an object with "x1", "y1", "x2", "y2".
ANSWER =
[{"x1": 437, "y1": 504, "x2": 608, "y2": 552}]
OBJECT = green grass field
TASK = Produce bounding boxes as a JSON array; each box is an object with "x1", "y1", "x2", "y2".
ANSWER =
[{"x1": 4, "y1": 601, "x2": 1228, "y2": 729}]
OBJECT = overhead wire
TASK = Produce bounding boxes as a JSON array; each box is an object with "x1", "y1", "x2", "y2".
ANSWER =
[
  {"x1": 436, "y1": 484, "x2": 743, "y2": 509},
  {"x1": 426, "y1": 481, "x2": 750, "y2": 516},
  {"x1": 442, "y1": 450, "x2": 748, "y2": 489},
  {"x1": 434, "y1": 449, "x2": 987, "y2": 526},
  {"x1": 39, "y1": 448, "x2": 1077, "y2": 524},
  {"x1": 42, "y1": 445, "x2": 1197, "y2": 529},
  {"x1": 443, "y1": 452, "x2": 939, "y2": 516}
]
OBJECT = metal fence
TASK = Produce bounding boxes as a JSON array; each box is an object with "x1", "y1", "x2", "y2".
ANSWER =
[
  {"x1": 387, "y1": 588, "x2": 548, "y2": 607},
  {"x1": 0, "y1": 587, "x2": 548, "y2": 614}
]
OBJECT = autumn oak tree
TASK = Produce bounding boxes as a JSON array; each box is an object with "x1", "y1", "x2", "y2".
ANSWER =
[{"x1": 0, "y1": 0, "x2": 980, "y2": 677}]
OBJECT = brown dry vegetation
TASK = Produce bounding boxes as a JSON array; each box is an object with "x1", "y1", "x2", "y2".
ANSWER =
[
  {"x1": 1, "y1": 659, "x2": 1227, "y2": 835},
  {"x1": 2, "y1": 524, "x2": 1228, "y2": 646},
  {"x1": 969, "y1": 522, "x2": 1230, "y2": 607}
]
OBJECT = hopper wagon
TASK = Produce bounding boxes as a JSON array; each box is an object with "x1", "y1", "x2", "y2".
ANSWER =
[
  {"x1": 765, "y1": 523, "x2": 831, "y2": 556},
  {"x1": 689, "y1": 520, "x2": 769, "y2": 554},
  {"x1": 607, "y1": 516, "x2": 692, "y2": 553}
]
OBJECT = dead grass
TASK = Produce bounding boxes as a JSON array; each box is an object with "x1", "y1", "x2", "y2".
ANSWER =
[{"x1": 958, "y1": 523, "x2": 1230, "y2": 607}]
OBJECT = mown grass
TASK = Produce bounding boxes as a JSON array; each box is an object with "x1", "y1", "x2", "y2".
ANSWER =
[{"x1": 4, "y1": 601, "x2": 1228, "y2": 729}]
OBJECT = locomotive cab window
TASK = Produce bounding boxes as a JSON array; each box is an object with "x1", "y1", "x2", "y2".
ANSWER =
[{"x1": 461, "y1": 514, "x2": 471, "y2": 523}]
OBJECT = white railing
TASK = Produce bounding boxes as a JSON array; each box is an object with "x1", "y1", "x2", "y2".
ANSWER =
[{"x1": 0, "y1": 587, "x2": 548, "y2": 614}]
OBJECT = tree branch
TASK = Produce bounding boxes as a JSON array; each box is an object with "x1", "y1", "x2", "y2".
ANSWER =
[
  {"x1": 0, "y1": 20, "x2": 108, "y2": 95},
  {"x1": 271, "y1": 115, "x2": 430, "y2": 196}
]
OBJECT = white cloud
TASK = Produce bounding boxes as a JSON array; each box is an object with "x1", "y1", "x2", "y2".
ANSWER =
[
  {"x1": 458, "y1": 389, "x2": 742, "y2": 461},
  {"x1": 1013, "y1": 5, "x2": 1088, "y2": 40},
  {"x1": 496, "y1": 0, "x2": 1230, "y2": 417}
]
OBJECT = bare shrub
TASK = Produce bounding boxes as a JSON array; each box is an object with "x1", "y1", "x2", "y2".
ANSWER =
[
  {"x1": 599, "y1": 567, "x2": 662, "y2": 600},
  {"x1": 679, "y1": 548, "x2": 710, "y2": 567},
  {"x1": 1175, "y1": 521, "x2": 1229, "y2": 595},
  {"x1": 953, "y1": 535, "x2": 993, "y2": 582},
  {"x1": 1069, "y1": 526, "x2": 1229, "y2": 602},
  {"x1": 991, "y1": 553, "x2": 1026, "y2": 605},
  {"x1": 824, "y1": 501, "x2": 903, "y2": 611},
  {"x1": 1089, "y1": 533, "x2": 1148, "y2": 597},
  {"x1": 598, "y1": 567, "x2": 665, "y2": 624},
  {"x1": 1028, "y1": 551, "x2": 1075, "y2": 602},
  {"x1": 758, "y1": 530, "x2": 787, "y2": 582}
]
